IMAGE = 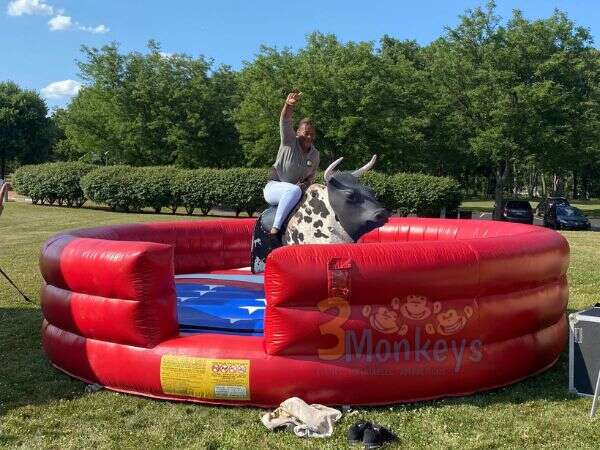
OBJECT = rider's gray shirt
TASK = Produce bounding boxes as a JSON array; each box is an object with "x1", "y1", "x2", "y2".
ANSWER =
[{"x1": 269, "y1": 117, "x2": 320, "y2": 184}]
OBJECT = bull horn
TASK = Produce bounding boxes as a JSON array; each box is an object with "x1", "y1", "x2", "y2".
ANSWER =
[
  {"x1": 324, "y1": 157, "x2": 344, "y2": 182},
  {"x1": 352, "y1": 155, "x2": 377, "y2": 178}
]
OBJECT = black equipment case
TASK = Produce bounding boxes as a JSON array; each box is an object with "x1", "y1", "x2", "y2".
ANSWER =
[{"x1": 569, "y1": 307, "x2": 600, "y2": 396}]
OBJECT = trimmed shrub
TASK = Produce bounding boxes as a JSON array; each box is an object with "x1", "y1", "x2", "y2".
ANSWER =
[
  {"x1": 132, "y1": 166, "x2": 181, "y2": 214},
  {"x1": 13, "y1": 164, "x2": 44, "y2": 204},
  {"x1": 15, "y1": 162, "x2": 463, "y2": 219},
  {"x1": 172, "y1": 168, "x2": 223, "y2": 215},
  {"x1": 12, "y1": 162, "x2": 94, "y2": 206},
  {"x1": 81, "y1": 166, "x2": 145, "y2": 212},
  {"x1": 387, "y1": 173, "x2": 462, "y2": 216},
  {"x1": 219, "y1": 168, "x2": 270, "y2": 216}
]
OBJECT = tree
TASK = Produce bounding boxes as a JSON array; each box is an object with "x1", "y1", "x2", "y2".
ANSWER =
[
  {"x1": 0, "y1": 81, "x2": 54, "y2": 178},
  {"x1": 426, "y1": 1, "x2": 600, "y2": 217},
  {"x1": 235, "y1": 32, "x2": 426, "y2": 171},
  {"x1": 57, "y1": 41, "x2": 243, "y2": 167}
]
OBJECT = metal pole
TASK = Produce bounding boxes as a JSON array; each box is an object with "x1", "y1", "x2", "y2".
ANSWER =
[
  {"x1": 0, "y1": 266, "x2": 34, "y2": 304},
  {"x1": 590, "y1": 367, "x2": 600, "y2": 418}
]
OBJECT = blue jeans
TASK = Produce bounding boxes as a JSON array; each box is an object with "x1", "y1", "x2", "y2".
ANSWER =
[{"x1": 263, "y1": 181, "x2": 302, "y2": 230}]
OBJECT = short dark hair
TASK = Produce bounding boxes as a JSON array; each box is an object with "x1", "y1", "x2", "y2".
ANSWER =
[{"x1": 298, "y1": 118, "x2": 315, "y2": 129}]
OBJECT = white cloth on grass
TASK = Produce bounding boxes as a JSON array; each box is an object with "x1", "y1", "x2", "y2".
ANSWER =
[{"x1": 261, "y1": 397, "x2": 342, "y2": 438}]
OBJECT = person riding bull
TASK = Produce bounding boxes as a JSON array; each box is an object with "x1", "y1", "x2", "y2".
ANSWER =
[{"x1": 263, "y1": 91, "x2": 320, "y2": 238}]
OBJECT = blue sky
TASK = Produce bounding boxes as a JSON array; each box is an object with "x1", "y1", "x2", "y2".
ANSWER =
[{"x1": 2, "y1": 0, "x2": 599, "y2": 111}]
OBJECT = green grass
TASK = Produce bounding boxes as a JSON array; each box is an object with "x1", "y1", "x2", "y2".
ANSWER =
[
  {"x1": 461, "y1": 199, "x2": 600, "y2": 217},
  {"x1": 1, "y1": 202, "x2": 600, "y2": 449}
]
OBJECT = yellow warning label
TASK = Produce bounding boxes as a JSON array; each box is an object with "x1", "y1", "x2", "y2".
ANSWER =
[{"x1": 160, "y1": 355, "x2": 250, "y2": 400}]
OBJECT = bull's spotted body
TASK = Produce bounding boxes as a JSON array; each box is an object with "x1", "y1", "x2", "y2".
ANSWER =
[
  {"x1": 283, "y1": 185, "x2": 352, "y2": 245},
  {"x1": 251, "y1": 184, "x2": 352, "y2": 273},
  {"x1": 251, "y1": 156, "x2": 389, "y2": 274}
]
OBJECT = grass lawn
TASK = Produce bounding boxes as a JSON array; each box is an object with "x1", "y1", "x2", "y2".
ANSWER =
[
  {"x1": 461, "y1": 199, "x2": 600, "y2": 217},
  {"x1": 2, "y1": 201, "x2": 600, "y2": 449}
]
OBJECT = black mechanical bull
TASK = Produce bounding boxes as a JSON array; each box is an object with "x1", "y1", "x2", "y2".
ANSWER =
[{"x1": 251, "y1": 155, "x2": 390, "y2": 273}]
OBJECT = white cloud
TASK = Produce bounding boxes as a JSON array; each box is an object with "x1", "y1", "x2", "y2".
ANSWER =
[
  {"x1": 8, "y1": 1, "x2": 110, "y2": 35},
  {"x1": 7, "y1": 0, "x2": 53, "y2": 16},
  {"x1": 41, "y1": 80, "x2": 81, "y2": 99},
  {"x1": 78, "y1": 24, "x2": 109, "y2": 34},
  {"x1": 48, "y1": 14, "x2": 72, "y2": 31}
]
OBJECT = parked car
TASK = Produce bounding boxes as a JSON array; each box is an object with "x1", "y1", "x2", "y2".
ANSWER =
[
  {"x1": 497, "y1": 200, "x2": 534, "y2": 224},
  {"x1": 544, "y1": 205, "x2": 591, "y2": 230},
  {"x1": 535, "y1": 197, "x2": 570, "y2": 217}
]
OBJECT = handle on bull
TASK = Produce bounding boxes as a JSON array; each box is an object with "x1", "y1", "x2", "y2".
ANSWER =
[{"x1": 0, "y1": 265, "x2": 34, "y2": 304}]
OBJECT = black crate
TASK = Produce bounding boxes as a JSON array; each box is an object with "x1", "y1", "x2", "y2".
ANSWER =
[{"x1": 569, "y1": 307, "x2": 600, "y2": 396}]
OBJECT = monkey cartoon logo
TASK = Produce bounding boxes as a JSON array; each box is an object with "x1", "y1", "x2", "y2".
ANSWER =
[
  {"x1": 399, "y1": 295, "x2": 441, "y2": 321},
  {"x1": 362, "y1": 298, "x2": 408, "y2": 335},
  {"x1": 426, "y1": 306, "x2": 474, "y2": 336}
]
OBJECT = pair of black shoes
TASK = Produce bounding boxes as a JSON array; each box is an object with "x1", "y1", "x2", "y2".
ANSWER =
[{"x1": 347, "y1": 421, "x2": 397, "y2": 449}]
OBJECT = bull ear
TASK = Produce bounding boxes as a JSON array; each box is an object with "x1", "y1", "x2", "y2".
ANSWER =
[
  {"x1": 324, "y1": 157, "x2": 344, "y2": 182},
  {"x1": 352, "y1": 155, "x2": 377, "y2": 178}
]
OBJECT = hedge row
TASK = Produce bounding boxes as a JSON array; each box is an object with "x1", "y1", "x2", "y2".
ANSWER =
[
  {"x1": 12, "y1": 162, "x2": 95, "y2": 206},
  {"x1": 13, "y1": 163, "x2": 462, "y2": 216}
]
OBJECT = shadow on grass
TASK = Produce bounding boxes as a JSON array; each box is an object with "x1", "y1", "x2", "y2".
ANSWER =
[{"x1": 0, "y1": 307, "x2": 87, "y2": 417}]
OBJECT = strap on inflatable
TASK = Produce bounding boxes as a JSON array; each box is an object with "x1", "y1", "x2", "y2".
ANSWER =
[{"x1": 327, "y1": 258, "x2": 352, "y2": 299}]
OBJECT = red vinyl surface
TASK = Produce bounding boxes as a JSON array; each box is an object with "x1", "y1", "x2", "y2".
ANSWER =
[{"x1": 40, "y1": 217, "x2": 569, "y2": 407}]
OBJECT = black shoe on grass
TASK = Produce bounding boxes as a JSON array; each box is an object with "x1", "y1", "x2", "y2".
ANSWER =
[
  {"x1": 347, "y1": 421, "x2": 372, "y2": 445},
  {"x1": 362, "y1": 424, "x2": 397, "y2": 449}
]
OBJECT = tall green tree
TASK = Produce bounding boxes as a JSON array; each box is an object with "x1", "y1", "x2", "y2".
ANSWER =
[
  {"x1": 426, "y1": 1, "x2": 600, "y2": 217},
  {"x1": 57, "y1": 41, "x2": 243, "y2": 167},
  {"x1": 0, "y1": 81, "x2": 54, "y2": 178},
  {"x1": 235, "y1": 32, "x2": 426, "y2": 171}
]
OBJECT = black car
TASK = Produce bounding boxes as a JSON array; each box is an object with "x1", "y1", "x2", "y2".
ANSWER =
[
  {"x1": 497, "y1": 200, "x2": 534, "y2": 224},
  {"x1": 535, "y1": 197, "x2": 570, "y2": 217},
  {"x1": 544, "y1": 205, "x2": 591, "y2": 230}
]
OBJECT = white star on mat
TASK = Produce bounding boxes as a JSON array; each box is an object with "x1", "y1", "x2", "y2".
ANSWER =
[
  {"x1": 240, "y1": 306, "x2": 265, "y2": 315},
  {"x1": 177, "y1": 297, "x2": 195, "y2": 303},
  {"x1": 193, "y1": 290, "x2": 213, "y2": 296}
]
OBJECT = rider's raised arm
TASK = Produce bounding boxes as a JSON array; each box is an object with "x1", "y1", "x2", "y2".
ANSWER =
[{"x1": 280, "y1": 92, "x2": 301, "y2": 146}]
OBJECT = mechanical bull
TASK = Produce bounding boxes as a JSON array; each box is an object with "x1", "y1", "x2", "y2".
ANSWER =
[{"x1": 251, "y1": 155, "x2": 390, "y2": 273}]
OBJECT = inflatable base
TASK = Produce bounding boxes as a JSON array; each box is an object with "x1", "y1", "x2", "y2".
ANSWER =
[{"x1": 40, "y1": 218, "x2": 569, "y2": 407}]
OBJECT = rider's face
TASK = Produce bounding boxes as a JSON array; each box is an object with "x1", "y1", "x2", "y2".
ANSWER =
[{"x1": 296, "y1": 123, "x2": 315, "y2": 147}]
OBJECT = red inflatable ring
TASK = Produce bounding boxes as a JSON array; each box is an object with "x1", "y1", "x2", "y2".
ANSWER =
[{"x1": 40, "y1": 217, "x2": 569, "y2": 407}]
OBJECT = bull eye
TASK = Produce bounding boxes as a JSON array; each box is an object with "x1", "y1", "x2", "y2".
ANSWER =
[{"x1": 345, "y1": 191, "x2": 359, "y2": 202}]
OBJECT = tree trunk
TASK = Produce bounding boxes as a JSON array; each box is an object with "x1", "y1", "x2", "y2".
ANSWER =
[
  {"x1": 582, "y1": 171, "x2": 590, "y2": 200},
  {"x1": 487, "y1": 176, "x2": 495, "y2": 198},
  {"x1": 527, "y1": 170, "x2": 535, "y2": 199},
  {"x1": 552, "y1": 174, "x2": 564, "y2": 197},
  {"x1": 493, "y1": 161, "x2": 510, "y2": 220},
  {"x1": 572, "y1": 170, "x2": 578, "y2": 199},
  {"x1": 540, "y1": 173, "x2": 546, "y2": 199},
  {"x1": 1, "y1": 154, "x2": 5, "y2": 180}
]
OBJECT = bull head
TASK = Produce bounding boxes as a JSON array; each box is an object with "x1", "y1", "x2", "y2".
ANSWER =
[{"x1": 323, "y1": 155, "x2": 390, "y2": 241}]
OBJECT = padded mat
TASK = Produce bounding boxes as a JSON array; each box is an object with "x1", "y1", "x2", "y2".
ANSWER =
[{"x1": 175, "y1": 272, "x2": 265, "y2": 336}]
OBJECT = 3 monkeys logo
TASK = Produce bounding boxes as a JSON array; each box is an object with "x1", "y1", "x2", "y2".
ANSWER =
[
  {"x1": 362, "y1": 298, "x2": 408, "y2": 335},
  {"x1": 318, "y1": 294, "x2": 482, "y2": 371},
  {"x1": 361, "y1": 295, "x2": 474, "y2": 337}
]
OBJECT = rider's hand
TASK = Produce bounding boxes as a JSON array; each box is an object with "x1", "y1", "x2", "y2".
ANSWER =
[{"x1": 285, "y1": 91, "x2": 302, "y2": 106}]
